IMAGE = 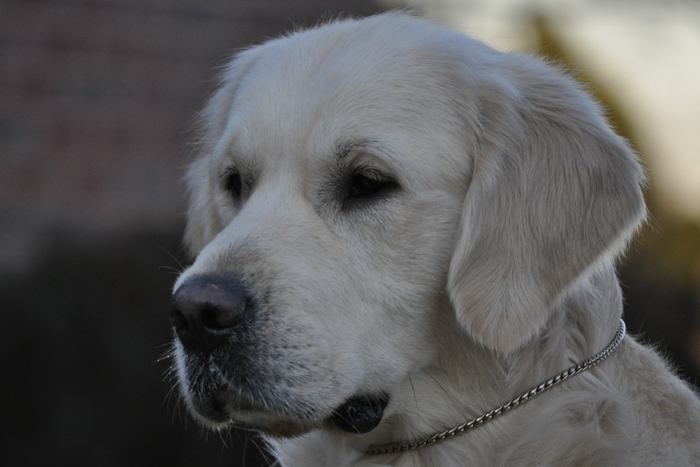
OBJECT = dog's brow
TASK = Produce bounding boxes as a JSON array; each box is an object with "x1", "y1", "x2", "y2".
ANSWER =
[{"x1": 333, "y1": 140, "x2": 380, "y2": 161}]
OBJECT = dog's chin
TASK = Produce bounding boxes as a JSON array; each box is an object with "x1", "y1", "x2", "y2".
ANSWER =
[
  {"x1": 227, "y1": 416, "x2": 317, "y2": 438},
  {"x1": 190, "y1": 403, "x2": 318, "y2": 437},
  {"x1": 185, "y1": 388, "x2": 320, "y2": 437}
]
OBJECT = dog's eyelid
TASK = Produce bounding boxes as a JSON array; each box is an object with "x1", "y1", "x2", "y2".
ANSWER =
[
  {"x1": 337, "y1": 141, "x2": 394, "y2": 168},
  {"x1": 349, "y1": 151, "x2": 398, "y2": 177},
  {"x1": 353, "y1": 166, "x2": 392, "y2": 182},
  {"x1": 343, "y1": 166, "x2": 400, "y2": 208}
]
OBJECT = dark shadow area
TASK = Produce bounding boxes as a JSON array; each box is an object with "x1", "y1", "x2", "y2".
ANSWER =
[{"x1": 0, "y1": 230, "x2": 273, "y2": 466}]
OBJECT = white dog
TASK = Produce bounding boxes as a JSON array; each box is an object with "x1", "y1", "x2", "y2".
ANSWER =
[{"x1": 169, "y1": 13, "x2": 700, "y2": 466}]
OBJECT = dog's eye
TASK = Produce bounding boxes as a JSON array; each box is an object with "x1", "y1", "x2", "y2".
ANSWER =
[
  {"x1": 225, "y1": 170, "x2": 242, "y2": 199},
  {"x1": 346, "y1": 171, "x2": 397, "y2": 202}
]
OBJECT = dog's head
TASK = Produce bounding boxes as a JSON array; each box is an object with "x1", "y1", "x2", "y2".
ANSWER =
[{"x1": 169, "y1": 13, "x2": 644, "y2": 436}]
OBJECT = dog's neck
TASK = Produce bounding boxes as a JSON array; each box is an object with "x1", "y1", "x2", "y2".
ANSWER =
[
  {"x1": 337, "y1": 267, "x2": 625, "y2": 460},
  {"x1": 366, "y1": 318, "x2": 626, "y2": 455}
]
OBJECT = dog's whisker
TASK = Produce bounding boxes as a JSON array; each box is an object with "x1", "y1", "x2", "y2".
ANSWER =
[
  {"x1": 158, "y1": 266, "x2": 184, "y2": 277},
  {"x1": 216, "y1": 428, "x2": 230, "y2": 449},
  {"x1": 421, "y1": 369, "x2": 452, "y2": 400},
  {"x1": 156, "y1": 244, "x2": 187, "y2": 274},
  {"x1": 156, "y1": 353, "x2": 175, "y2": 364},
  {"x1": 304, "y1": 363, "x2": 354, "y2": 384},
  {"x1": 175, "y1": 394, "x2": 186, "y2": 427},
  {"x1": 247, "y1": 432, "x2": 266, "y2": 467},
  {"x1": 162, "y1": 384, "x2": 175, "y2": 406},
  {"x1": 240, "y1": 429, "x2": 249, "y2": 467},
  {"x1": 161, "y1": 366, "x2": 176, "y2": 382},
  {"x1": 155, "y1": 341, "x2": 176, "y2": 351},
  {"x1": 408, "y1": 377, "x2": 421, "y2": 418}
]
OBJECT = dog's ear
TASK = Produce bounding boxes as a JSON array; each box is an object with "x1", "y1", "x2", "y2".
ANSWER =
[
  {"x1": 184, "y1": 48, "x2": 262, "y2": 257},
  {"x1": 447, "y1": 57, "x2": 645, "y2": 353}
]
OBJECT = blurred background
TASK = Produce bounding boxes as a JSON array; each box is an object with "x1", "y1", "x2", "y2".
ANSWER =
[{"x1": 1, "y1": 0, "x2": 698, "y2": 465}]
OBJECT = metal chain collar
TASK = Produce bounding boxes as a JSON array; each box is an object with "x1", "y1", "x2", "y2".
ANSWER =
[{"x1": 366, "y1": 319, "x2": 626, "y2": 455}]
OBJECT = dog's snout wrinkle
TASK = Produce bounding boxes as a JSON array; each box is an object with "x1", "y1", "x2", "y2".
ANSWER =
[{"x1": 170, "y1": 276, "x2": 249, "y2": 351}]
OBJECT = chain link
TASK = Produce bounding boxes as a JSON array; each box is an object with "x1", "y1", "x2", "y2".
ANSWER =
[{"x1": 366, "y1": 319, "x2": 626, "y2": 455}]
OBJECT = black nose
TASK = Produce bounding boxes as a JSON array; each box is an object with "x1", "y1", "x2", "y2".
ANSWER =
[{"x1": 170, "y1": 276, "x2": 248, "y2": 351}]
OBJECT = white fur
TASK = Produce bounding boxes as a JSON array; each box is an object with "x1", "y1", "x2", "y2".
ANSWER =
[{"x1": 173, "y1": 13, "x2": 700, "y2": 466}]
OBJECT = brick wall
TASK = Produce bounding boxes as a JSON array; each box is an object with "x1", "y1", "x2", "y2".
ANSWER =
[{"x1": 0, "y1": 0, "x2": 381, "y2": 273}]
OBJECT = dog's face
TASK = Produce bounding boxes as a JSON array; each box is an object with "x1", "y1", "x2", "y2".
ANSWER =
[
  {"x1": 171, "y1": 18, "x2": 475, "y2": 435},
  {"x1": 170, "y1": 14, "x2": 644, "y2": 436}
]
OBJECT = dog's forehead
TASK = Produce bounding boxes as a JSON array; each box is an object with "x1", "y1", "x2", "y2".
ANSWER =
[{"x1": 221, "y1": 17, "x2": 474, "y2": 178}]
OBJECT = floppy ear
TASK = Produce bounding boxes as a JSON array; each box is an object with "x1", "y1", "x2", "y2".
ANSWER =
[
  {"x1": 183, "y1": 48, "x2": 262, "y2": 257},
  {"x1": 447, "y1": 56, "x2": 645, "y2": 353}
]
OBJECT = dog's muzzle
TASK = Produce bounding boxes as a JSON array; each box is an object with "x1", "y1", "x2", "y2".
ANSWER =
[{"x1": 171, "y1": 275, "x2": 390, "y2": 435}]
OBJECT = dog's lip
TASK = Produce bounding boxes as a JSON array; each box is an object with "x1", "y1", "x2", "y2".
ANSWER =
[
  {"x1": 189, "y1": 389, "x2": 235, "y2": 424},
  {"x1": 189, "y1": 385, "x2": 321, "y2": 436},
  {"x1": 194, "y1": 406, "x2": 316, "y2": 437},
  {"x1": 209, "y1": 408, "x2": 318, "y2": 437},
  {"x1": 237, "y1": 417, "x2": 316, "y2": 438}
]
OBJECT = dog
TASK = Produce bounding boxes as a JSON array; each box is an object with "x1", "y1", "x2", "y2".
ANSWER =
[{"x1": 168, "y1": 13, "x2": 700, "y2": 466}]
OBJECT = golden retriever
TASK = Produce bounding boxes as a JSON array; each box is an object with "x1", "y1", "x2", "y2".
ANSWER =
[{"x1": 169, "y1": 13, "x2": 700, "y2": 466}]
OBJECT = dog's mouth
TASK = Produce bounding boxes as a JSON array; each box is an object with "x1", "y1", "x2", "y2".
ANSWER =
[
  {"x1": 176, "y1": 340, "x2": 391, "y2": 436},
  {"x1": 193, "y1": 389, "x2": 391, "y2": 436},
  {"x1": 187, "y1": 368, "x2": 390, "y2": 437},
  {"x1": 190, "y1": 387, "x2": 318, "y2": 437}
]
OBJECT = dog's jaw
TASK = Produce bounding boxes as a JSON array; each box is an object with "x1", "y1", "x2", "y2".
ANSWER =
[
  {"x1": 177, "y1": 375, "x2": 321, "y2": 437},
  {"x1": 173, "y1": 336, "x2": 395, "y2": 438}
]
